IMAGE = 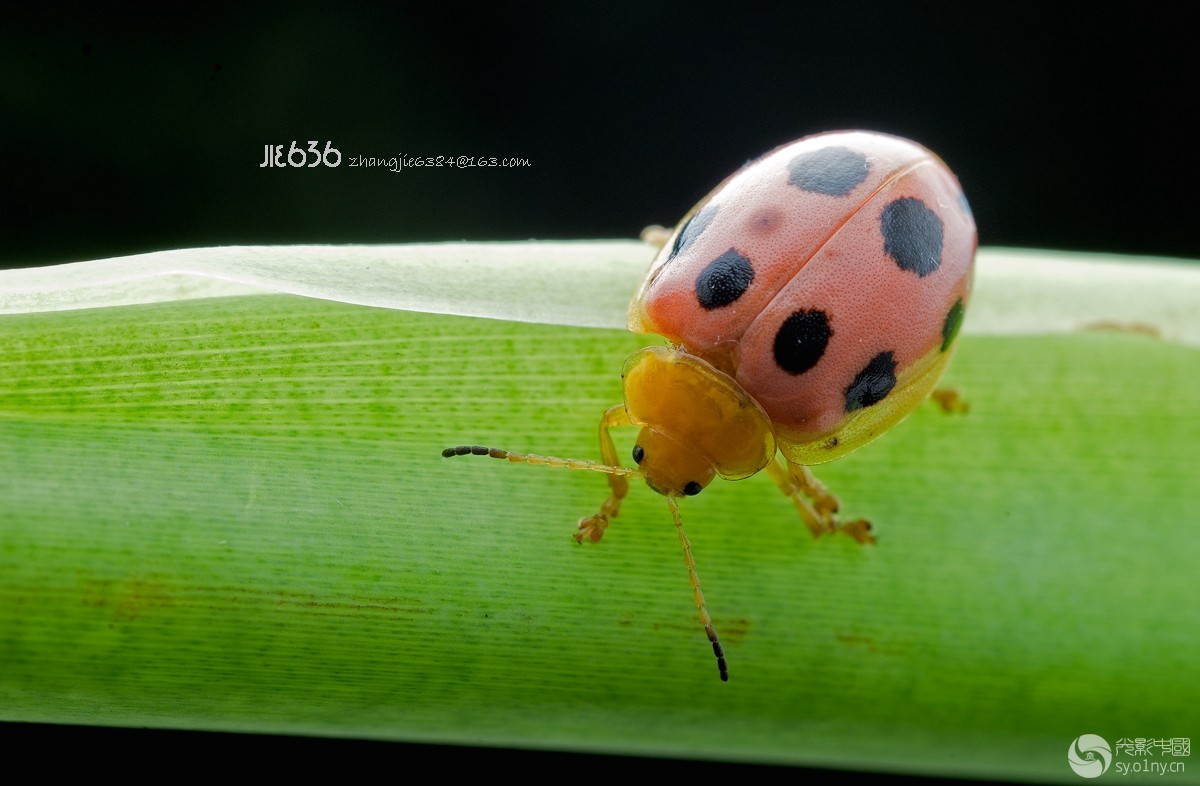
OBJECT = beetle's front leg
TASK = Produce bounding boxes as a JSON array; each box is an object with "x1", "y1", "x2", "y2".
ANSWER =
[{"x1": 575, "y1": 404, "x2": 634, "y2": 543}]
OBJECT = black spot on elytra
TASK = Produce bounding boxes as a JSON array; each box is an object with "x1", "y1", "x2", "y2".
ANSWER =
[
  {"x1": 671, "y1": 204, "x2": 719, "y2": 258},
  {"x1": 845, "y1": 352, "x2": 897, "y2": 411},
  {"x1": 941, "y1": 298, "x2": 965, "y2": 352},
  {"x1": 773, "y1": 309, "x2": 831, "y2": 375},
  {"x1": 881, "y1": 197, "x2": 943, "y2": 277},
  {"x1": 787, "y1": 146, "x2": 869, "y2": 197},
  {"x1": 695, "y1": 249, "x2": 754, "y2": 310}
]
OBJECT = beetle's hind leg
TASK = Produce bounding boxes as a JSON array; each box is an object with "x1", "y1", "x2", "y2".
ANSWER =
[
  {"x1": 767, "y1": 456, "x2": 875, "y2": 545},
  {"x1": 639, "y1": 225, "x2": 673, "y2": 249},
  {"x1": 930, "y1": 386, "x2": 969, "y2": 414}
]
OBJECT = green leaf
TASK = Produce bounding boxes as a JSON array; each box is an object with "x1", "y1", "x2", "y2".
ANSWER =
[{"x1": 2, "y1": 243, "x2": 1198, "y2": 782}]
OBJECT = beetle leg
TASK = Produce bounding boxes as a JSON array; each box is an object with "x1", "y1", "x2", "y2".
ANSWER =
[
  {"x1": 930, "y1": 386, "x2": 969, "y2": 414},
  {"x1": 575, "y1": 404, "x2": 634, "y2": 543},
  {"x1": 767, "y1": 457, "x2": 875, "y2": 545},
  {"x1": 639, "y1": 224, "x2": 672, "y2": 249}
]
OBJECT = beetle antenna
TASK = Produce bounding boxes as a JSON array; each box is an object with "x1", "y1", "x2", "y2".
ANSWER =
[
  {"x1": 667, "y1": 495, "x2": 728, "y2": 682},
  {"x1": 441, "y1": 445, "x2": 642, "y2": 480}
]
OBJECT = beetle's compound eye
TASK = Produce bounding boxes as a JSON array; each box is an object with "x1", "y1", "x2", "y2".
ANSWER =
[
  {"x1": 683, "y1": 481, "x2": 703, "y2": 496},
  {"x1": 632, "y1": 444, "x2": 645, "y2": 465}
]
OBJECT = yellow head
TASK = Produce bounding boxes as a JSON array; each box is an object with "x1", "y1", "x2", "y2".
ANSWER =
[{"x1": 621, "y1": 346, "x2": 776, "y2": 497}]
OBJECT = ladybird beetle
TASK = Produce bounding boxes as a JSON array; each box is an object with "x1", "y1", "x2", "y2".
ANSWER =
[{"x1": 444, "y1": 130, "x2": 976, "y2": 682}]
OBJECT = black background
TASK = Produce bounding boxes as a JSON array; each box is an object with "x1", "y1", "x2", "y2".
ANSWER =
[
  {"x1": 3, "y1": 3, "x2": 1198, "y2": 270},
  {"x1": 2, "y1": 1, "x2": 1194, "y2": 778}
]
